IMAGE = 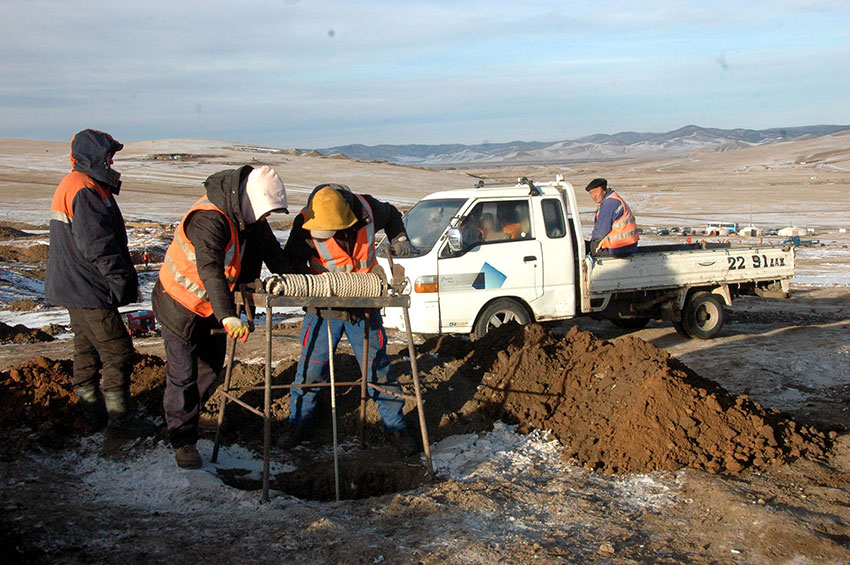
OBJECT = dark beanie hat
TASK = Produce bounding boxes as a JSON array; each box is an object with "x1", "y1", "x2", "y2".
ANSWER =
[{"x1": 585, "y1": 178, "x2": 607, "y2": 191}]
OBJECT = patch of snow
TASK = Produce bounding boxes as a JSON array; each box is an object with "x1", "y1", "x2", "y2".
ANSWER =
[{"x1": 52, "y1": 438, "x2": 294, "y2": 514}]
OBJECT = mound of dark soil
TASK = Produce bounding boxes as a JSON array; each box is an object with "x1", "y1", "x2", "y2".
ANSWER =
[
  {"x1": 0, "y1": 357, "x2": 76, "y2": 457},
  {"x1": 0, "y1": 353, "x2": 168, "y2": 458},
  {"x1": 465, "y1": 323, "x2": 833, "y2": 474},
  {"x1": 0, "y1": 226, "x2": 30, "y2": 241},
  {"x1": 0, "y1": 243, "x2": 49, "y2": 262},
  {"x1": 0, "y1": 321, "x2": 54, "y2": 344},
  {"x1": 5, "y1": 299, "x2": 42, "y2": 311}
]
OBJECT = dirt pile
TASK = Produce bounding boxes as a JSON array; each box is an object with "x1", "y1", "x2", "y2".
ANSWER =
[
  {"x1": 0, "y1": 357, "x2": 76, "y2": 457},
  {"x1": 0, "y1": 243, "x2": 50, "y2": 262},
  {"x1": 0, "y1": 226, "x2": 30, "y2": 241},
  {"x1": 467, "y1": 323, "x2": 833, "y2": 474},
  {"x1": 5, "y1": 299, "x2": 43, "y2": 312},
  {"x1": 0, "y1": 353, "x2": 167, "y2": 458},
  {"x1": 0, "y1": 321, "x2": 54, "y2": 344}
]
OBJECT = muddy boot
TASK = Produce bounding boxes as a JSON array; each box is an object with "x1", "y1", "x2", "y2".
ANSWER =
[
  {"x1": 103, "y1": 390, "x2": 157, "y2": 439},
  {"x1": 75, "y1": 384, "x2": 107, "y2": 434},
  {"x1": 389, "y1": 428, "x2": 418, "y2": 457},
  {"x1": 174, "y1": 444, "x2": 203, "y2": 469}
]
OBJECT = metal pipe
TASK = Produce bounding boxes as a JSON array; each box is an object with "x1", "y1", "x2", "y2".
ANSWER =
[
  {"x1": 212, "y1": 303, "x2": 241, "y2": 463},
  {"x1": 327, "y1": 309, "x2": 341, "y2": 502},
  {"x1": 217, "y1": 392, "x2": 264, "y2": 418},
  {"x1": 403, "y1": 304, "x2": 434, "y2": 475},
  {"x1": 262, "y1": 294, "x2": 272, "y2": 503},
  {"x1": 359, "y1": 311, "x2": 370, "y2": 448}
]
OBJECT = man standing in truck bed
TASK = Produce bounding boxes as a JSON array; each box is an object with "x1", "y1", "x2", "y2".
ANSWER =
[{"x1": 586, "y1": 178, "x2": 639, "y2": 256}]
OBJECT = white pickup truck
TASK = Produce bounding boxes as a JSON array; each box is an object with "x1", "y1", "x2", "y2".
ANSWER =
[{"x1": 377, "y1": 176, "x2": 794, "y2": 339}]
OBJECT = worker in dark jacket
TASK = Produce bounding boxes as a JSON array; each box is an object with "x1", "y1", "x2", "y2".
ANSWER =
[
  {"x1": 153, "y1": 165, "x2": 292, "y2": 468},
  {"x1": 46, "y1": 129, "x2": 140, "y2": 435},
  {"x1": 586, "y1": 178, "x2": 639, "y2": 256},
  {"x1": 275, "y1": 183, "x2": 417, "y2": 456}
]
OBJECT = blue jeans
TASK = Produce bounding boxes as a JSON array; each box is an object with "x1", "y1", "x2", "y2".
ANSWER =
[{"x1": 289, "y1": 312, "x2": 406, "y2": 432}]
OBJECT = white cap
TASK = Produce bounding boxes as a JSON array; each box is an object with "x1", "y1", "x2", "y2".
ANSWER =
[{"x1": 241, "y1": 165, "x2": 288, "y2": 224}]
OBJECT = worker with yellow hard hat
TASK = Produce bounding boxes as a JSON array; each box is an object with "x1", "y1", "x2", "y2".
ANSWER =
[{"x1": 279, "y1": 183, "x2": 417, "y2": 456}]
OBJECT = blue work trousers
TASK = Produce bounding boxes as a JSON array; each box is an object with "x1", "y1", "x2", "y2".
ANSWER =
[{"x1": 289, "y1": 312, "x2": 406, "y2": 432}]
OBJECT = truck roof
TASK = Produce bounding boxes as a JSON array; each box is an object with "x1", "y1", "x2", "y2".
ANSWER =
[{"x1": 420, "y1": 178, "x2": 574, "y2": 201}]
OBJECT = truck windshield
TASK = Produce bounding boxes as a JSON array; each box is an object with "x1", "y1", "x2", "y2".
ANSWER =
[{"x1": 403, "y1": 198, "x2": 466, "y2": 253}]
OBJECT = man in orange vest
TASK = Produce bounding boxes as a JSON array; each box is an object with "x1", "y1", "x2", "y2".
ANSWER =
[
  {"x1": 278, "y1": 183, "x2": 418, "y2": 456},
  {"x1": 46, "y1": 129, "x2": 142, "y2": 436},
  {"x1": 153, "y1": 165, "x2": 292, "y2": 468},
  {"x1": 586, "y1": 178, "x2": 639, "y2": 256}
]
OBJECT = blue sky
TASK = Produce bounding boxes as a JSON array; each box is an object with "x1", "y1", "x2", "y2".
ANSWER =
[{"x1": 1, "y1": 0, "x2": 848, "y2": 147}]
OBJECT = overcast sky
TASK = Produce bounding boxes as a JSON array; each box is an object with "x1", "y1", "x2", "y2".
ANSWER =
[{"x1": 1, "y1": 1, "x2": 848, "y2": 148}]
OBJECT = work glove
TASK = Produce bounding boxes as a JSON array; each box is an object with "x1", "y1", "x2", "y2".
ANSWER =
[
  {"x1": 391, "y1": 234, "x2": 413, "y2": 257},
  {"x1": 264, "y1": 274, "x2": 285, "y2": 295},
  {"x1": 222, "y1": 317, "x2": 251, "y2": 343}
]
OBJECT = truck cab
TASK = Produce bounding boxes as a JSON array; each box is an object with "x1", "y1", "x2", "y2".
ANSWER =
[{"x1": 379, "y1": 176, "x2": 585, "y2": 338}]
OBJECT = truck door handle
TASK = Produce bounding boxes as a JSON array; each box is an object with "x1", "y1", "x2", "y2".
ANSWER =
[{"x1": 523, "y1": 255, "x2": 537, "y2": 262}]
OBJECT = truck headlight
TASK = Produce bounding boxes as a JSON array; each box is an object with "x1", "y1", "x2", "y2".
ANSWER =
[{"x1": 414, "y1": 275, "x2": 439, "y2": 293}]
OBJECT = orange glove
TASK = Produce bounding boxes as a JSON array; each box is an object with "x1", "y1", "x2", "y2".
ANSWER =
[{"x1": 222, "y1": 317, "x2": 250, "y2": 343}]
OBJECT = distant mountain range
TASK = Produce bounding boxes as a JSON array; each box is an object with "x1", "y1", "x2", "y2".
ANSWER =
[{"x1": 314, "y1": 124, "x2": 850, "y2": 168}]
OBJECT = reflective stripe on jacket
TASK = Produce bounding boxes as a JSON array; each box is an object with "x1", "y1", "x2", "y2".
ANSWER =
[
  {"x1": 303, "y1": 194, "x2": 377, "y2": 273},
  {"x1": 596, "y1": 191, "x2": 639, "y2": 250},
  {"x1": 158, "y1": 197, "x2": 241, "y2": 316},
  {"x1": 45, "y1": 171, "x2": 138, "y2": 308}
]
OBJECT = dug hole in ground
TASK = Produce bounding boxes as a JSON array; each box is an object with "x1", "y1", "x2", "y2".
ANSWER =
[{"x1": 1, "y1": 311, "x2": 848, "y2": 563}]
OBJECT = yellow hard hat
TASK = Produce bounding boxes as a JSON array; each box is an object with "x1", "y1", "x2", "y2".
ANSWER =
[{"x1": 302, "y1": 186, "x2": 357, "y2": 236}]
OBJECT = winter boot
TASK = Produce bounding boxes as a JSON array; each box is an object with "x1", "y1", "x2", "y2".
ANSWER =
[
  {"x1": 103, "y1": 389, "x2": 157, "y2": 439},
  {"x1": 389, "y1": 428, "x2": 418, "y2": 457},
  {"x1": 75, "y1": 384, "x2": 107, "y2": 434},
  {"x1": 198, "y1": 411, "x2": 224, "y2": 433},
  {"x1": 174, "y1": 444, "x2": 203, "y2": 469}
]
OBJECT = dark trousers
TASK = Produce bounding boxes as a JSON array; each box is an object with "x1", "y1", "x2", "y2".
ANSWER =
[
  {"x1": 162, "y1": 326, "x2": 225, "y2": 448},
  {"x1": 67, "y1": 307, "x2": 134, "y2": 392}
]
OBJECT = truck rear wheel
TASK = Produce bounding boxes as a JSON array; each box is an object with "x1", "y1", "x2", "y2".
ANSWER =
[
  {"x1": 472, "y1": 298, "x2": 530, "y2": 340},
  {"x1": 681, "y1": 292, "x2": 725, "y2": 339}
]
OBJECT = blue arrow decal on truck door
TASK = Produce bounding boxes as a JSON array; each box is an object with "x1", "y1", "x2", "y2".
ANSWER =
[{"x1": 472, "y1": 262, "x2": 507, "y2": 289}]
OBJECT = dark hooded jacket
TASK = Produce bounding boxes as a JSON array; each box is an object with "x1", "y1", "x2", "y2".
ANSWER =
[
  {"x1": 45, "y1": 130, "x2": 138, "y2": 308},
  {"x1": 283, "y1": 184, "x2": 407, "y2": 321},
  {"x1": 152, "y1": 165, "x2": 294, "y2": 342}
]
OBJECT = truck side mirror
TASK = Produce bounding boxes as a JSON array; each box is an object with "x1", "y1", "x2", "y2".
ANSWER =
[{"x1": 446, "y1": 227, "x2": 463, "y2": 252}]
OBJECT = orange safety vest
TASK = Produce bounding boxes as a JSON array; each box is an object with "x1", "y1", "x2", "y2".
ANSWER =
[
  {"x1": 158, "y1": 197, "x2": 241, "y2": 317},
  {"x1": 303, "y1": 194, "x2": 377, "y2": 273},
  {"x1": 596, "y1": 191, "x2": 639, "y2": 250}
]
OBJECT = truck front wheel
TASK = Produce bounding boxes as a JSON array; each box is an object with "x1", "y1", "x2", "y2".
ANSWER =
[
  {"x1": 681, "y1": 292, "x2": 725, "y2": 339},
  {"x1": 472, "y1": 298, "x2": 530, "y2": 340}
]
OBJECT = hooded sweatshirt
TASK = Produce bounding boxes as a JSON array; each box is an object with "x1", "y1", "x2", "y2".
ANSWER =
[
  {"x1": 45, "y1": 130, "x2": 138, "y2": 308},
  {"x1": 152, "y1": 165, "x2": 294, "y2": 342}
]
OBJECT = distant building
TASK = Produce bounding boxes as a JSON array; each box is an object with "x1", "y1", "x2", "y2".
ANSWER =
[{"x1": 778, "y1": 226, "x2": 805, "y2": 237}]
